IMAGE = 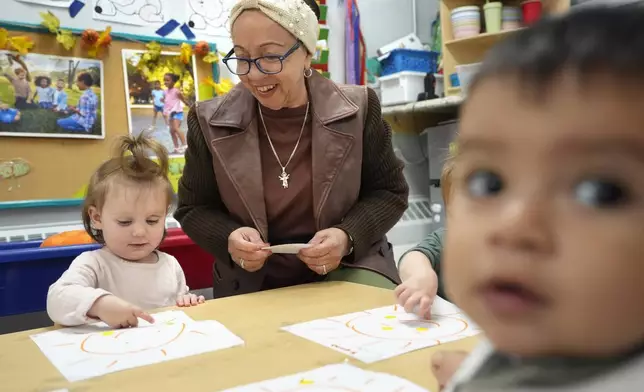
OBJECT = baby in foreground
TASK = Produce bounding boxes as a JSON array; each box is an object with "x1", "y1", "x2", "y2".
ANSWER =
[
  {"x1": 47, "y1": 135, "x2": 204, "y2": 328},
  {"x1": 436, "y1": 7, "x2": 644, "y2": 391}
]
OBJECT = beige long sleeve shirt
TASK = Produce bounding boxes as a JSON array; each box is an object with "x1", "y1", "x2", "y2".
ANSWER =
[{"x1": 46, "y1": 248, "x2": 189, "y2": 326}]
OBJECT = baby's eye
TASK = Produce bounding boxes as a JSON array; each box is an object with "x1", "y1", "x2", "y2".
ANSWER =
[
  {"x1": 575, "y1": 178, "x2": 629, "y2": 208},
  {"x1": 466, "y1": 170, "x2": 504, "y2": 198},
  {"x1": 146, "y1": 219, "x2": 160, "y2": 225},
  {"x1": 117, "y1": 220, "x2": 132, "y2": 226}
]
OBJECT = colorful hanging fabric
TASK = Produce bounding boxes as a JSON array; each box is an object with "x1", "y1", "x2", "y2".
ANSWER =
[{"x1": 345, "y1": 0, "x2": 366, "y2": 85}]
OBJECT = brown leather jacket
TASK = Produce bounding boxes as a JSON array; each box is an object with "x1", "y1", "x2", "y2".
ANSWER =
[{"x1": 175, "y1": 72, "x2": 408, "y2": 298}]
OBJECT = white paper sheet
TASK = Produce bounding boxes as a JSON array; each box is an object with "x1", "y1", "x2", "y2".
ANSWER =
[
  {"x1": 262, "y1": 244, "x2": 310, "y2": 254},
  {"x1": 92, "y1": 0, "x2": 167, "y2": 26},
  {"x1": 15, "y1": 0, "x2": 73, "y2": 7},
  {"x1": 31, "y1": 311, "x2": 244, "y2": 382},
  {"x1": 220, "y1": 363, "x2": 429, "y2": 391},
  {"x1": 183, "y1": 0, "x2": 237, "y2": 37},
  {"x1": 282, "y1": 298, "x2": 481, "y2": 363}
]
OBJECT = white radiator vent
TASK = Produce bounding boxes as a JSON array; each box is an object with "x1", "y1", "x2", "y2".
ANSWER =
[
  {"x1": 386, "y1": 197, "x2": 440, "y2": 249},
  {"x1": 0, "y1": 218, "x2": 181, "y2": 244},
  {"x1": 400, "y1": 199, "x2": 433, "y2": 222}
]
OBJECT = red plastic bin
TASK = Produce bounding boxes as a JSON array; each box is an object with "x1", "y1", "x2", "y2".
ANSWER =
[{"x1": 158, "y1": 228, "x2": 214, "y2": 290}]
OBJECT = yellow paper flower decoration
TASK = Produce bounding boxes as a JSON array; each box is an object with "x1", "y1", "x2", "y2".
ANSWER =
[
  {"x1": 0, "y1": 28, "x2": 34, "y2": 55},
  {"x1": 84, "y1": 27, "x2": 112, "y2": 58},
  {"x1": 203, "y1": 77, "x2": 234, "y2": 96},
  {"x1": 40, "y1": 11, "x2": 76, "y2": 50},
  {"x1": 202, "y1": 51, "x2": 219, "y2": 64},
  {"x1": 180, "y1": 43, "x2": 192, "y2": 65}
]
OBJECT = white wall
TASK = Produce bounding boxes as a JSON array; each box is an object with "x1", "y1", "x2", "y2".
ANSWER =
[
  {"x1": 326, "y1": 0, "x2": 439, "y2": 83},
  {"x1": 358, "y1": 0, "x2": 438, "y2": 57}
]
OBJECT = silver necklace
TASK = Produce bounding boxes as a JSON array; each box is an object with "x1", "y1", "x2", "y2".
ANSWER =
[{"x1": 257, "y1": 102, "x2": 309, "y2": 189}]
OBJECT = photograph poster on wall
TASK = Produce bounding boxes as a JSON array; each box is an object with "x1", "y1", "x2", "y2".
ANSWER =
[
  {"x1": 122, "y1": 49, "x2": 199, "y2": 156},
  {"x1": 0, "y1": 51, "x2": 105, "y2": 139}
]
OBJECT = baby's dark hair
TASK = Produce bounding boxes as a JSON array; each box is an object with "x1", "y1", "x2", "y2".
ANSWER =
[
  {"x1": 165, "y1": 73, "x2": 180, "y2": 84},
  {"x1": 77, "y1": 72, "x2": 93, "y2": 87},
  {"x1": 35, "y1": 76, "x2": 52, "y2": 87},
  {"x1": 302, "y1": 0, "x2": 320, "y2": 21},
  {"x1": 82, "y1": 134, "x2": 174, "y2": 244},
  {"x1": 469, "y1": 6, "x2": 644, "y2": 96}
]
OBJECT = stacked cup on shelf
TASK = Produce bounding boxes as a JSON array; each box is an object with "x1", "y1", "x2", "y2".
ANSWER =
[
  {"x1": 521, "y1": 0, "x2": 542, "y2": 25},
  {"x1": 483, "y1": 2, "x2": 502, "y2": 33},
  {"x1": 451, "y1": 1, "x2": 543, "y2": 39},
  {"x1": 502, "y1": 6, "x2": 521, "y2": 30},
  {"x1": 450, "y1": 6, "x2": 481, "y2": 39}
]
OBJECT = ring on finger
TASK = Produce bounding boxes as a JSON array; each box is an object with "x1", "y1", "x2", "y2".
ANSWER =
[
  {"x1": 239, "y1": 258, "x2": 245, "y2": 269},
  {"x1": 322, "y1": 264, "x2": 327, "y2": 275}
]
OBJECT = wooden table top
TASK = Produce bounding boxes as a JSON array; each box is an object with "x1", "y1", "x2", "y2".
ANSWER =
[{"x1": 0, "y1": 282, "x2": 479, "y2": 392}]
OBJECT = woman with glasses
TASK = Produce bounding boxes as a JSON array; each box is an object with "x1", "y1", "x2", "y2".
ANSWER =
[{"x1": 175, "y1": 0, "x2": 409, "y2": 298}]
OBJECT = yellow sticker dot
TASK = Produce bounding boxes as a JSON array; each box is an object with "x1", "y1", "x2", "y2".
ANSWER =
[
  {"x1": 416, "y1": 327, "x2": 428, "y2": 332},
  {"x1": 384, "y1": 315, "x2": 396, "y2": 319},
  {"x1": 101, "y1": 331, "x2": 115, "y2": 336},
  {"x1": 299, "y1": 379, "x2": 314, "y2": 385},
  {"x1": 381, "y1": 326, "x2": 394, "y2": 331},
  {"x1": 166, "y1": 321, "x2": 174, "y2": 325}
]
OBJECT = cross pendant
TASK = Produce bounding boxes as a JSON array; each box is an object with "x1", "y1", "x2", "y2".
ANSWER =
[{"x1": 279, "y1": 170, "x2": 290, "y2": 189}]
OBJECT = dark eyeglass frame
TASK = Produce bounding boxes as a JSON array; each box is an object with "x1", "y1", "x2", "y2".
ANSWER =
[{"x1": 222, "y1": 41, "x2": 302, "y2": 75}]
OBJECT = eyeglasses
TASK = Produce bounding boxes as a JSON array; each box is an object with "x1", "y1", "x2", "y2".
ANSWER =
[{"x1": 222, "y1": 41, "x2": 302, "y2": 76}]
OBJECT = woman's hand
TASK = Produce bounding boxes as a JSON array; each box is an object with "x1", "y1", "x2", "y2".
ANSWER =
[
  {"x1": 228, "y1": 227, "x2": 271, "y2": 272},
  {"x1": 394, "y1": 251, "x2": 438, "y2": 318},
  {"x1": 298, "y1": 228, "x2": 350, "y2": 275},
  {"x1": 87, "y1": 295, "x2": 155, "y2": 328},
  {"x1": 176, "y1": 293, "x2": 205, "y2": 307}
]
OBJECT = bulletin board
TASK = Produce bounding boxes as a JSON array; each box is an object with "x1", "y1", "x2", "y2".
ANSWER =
[
  {"x1": 4, "y1": 0, "x2": 234, "y2": 51},
  {"x1": 0, "y1": 28, "x2": 213, "y2": 207}
]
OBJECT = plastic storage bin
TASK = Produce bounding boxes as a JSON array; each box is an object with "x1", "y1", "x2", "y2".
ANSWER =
[
  {"x1": 379, "y1": 71, "x2": 426, "y2": 106},
  {"x1": 159, "y1": 228, "x2": 214, "y2": 291},
  {"x1": 379, "y1": 49, "x2": 439, "y2": 77},
  {"x1": 455, "y1": 62, "x2": 483, "y2": 95},
  {"x1": 0, "y1": 228, "x2": 213, "y2": 317}
]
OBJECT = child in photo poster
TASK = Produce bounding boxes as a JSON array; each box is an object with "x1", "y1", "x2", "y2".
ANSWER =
[
  {"x1": 56, "y1": 72, "x2": 98, "y2": 132},
  {"x1": 34, "y1": 76, "x2": 55, "y2": 109},
  {"x1": 163, "y1": 73, "x2": 188, "y2": 154},
  {"x1": 2, "y1": 63, "x2": 37, "y2": 110},
  {"x1": 0, "y1": 100, "x2": 20, "y2": 124},
  {"x1": 150, "y1": 80, "x2": 166, "y2": 129},
  {"x1": 53, "y1": 78, "x2": 68, "y2": 113}
]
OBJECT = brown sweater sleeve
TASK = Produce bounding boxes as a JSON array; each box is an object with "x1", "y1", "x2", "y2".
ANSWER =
[
  {"x1": 174, "y1": 107, "x2": 241, "y2": 260},
  {"x1": 334, "y1": 88, "x2": 409, "y2": 261}
]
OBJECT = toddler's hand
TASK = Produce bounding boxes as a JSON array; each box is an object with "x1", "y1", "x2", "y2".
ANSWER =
[
  {"x1": 88, "y1": 295, "x2": 154, "y2": 328},
  {"x1": 431, "y1": 350, "x2": 468, "y2": 390},
  {"x1": 394, "y1": 269, "x2": 438, "y2": 319},
  {"x1": 176, "y1": 293, "x2": 205, "y2": 307}
]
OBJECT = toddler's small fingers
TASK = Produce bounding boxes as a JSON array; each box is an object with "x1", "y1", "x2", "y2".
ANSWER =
[
  {"x1": 134, "y1": 309, "x2": 155, "y2": 324},
  {"x1": 403, "y1": 293, "x2": 421, "y2": 314},
  {"x1": 431, "y1": 351, "x2": 444, "y2": 372},
  {"x1": 190, "y1": 295, "x2": 198, "y2": 306},
  {"x1": 417, "y1": 296, "x2": 433, "y2": 318},
  {"x1": 393, "y1": 284, "x2": 406, "y2": 297},
  {"x1": 198, "y1": 295, "x2": 205, "y2": 303}
]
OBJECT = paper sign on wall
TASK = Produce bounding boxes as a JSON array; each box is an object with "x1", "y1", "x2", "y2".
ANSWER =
[
  {"x1": 15, "y1": 0, "x2": 73, "y2": 7},
  {"x1": 92, "y1": 0, "x2": 166, "y2": 26}
]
